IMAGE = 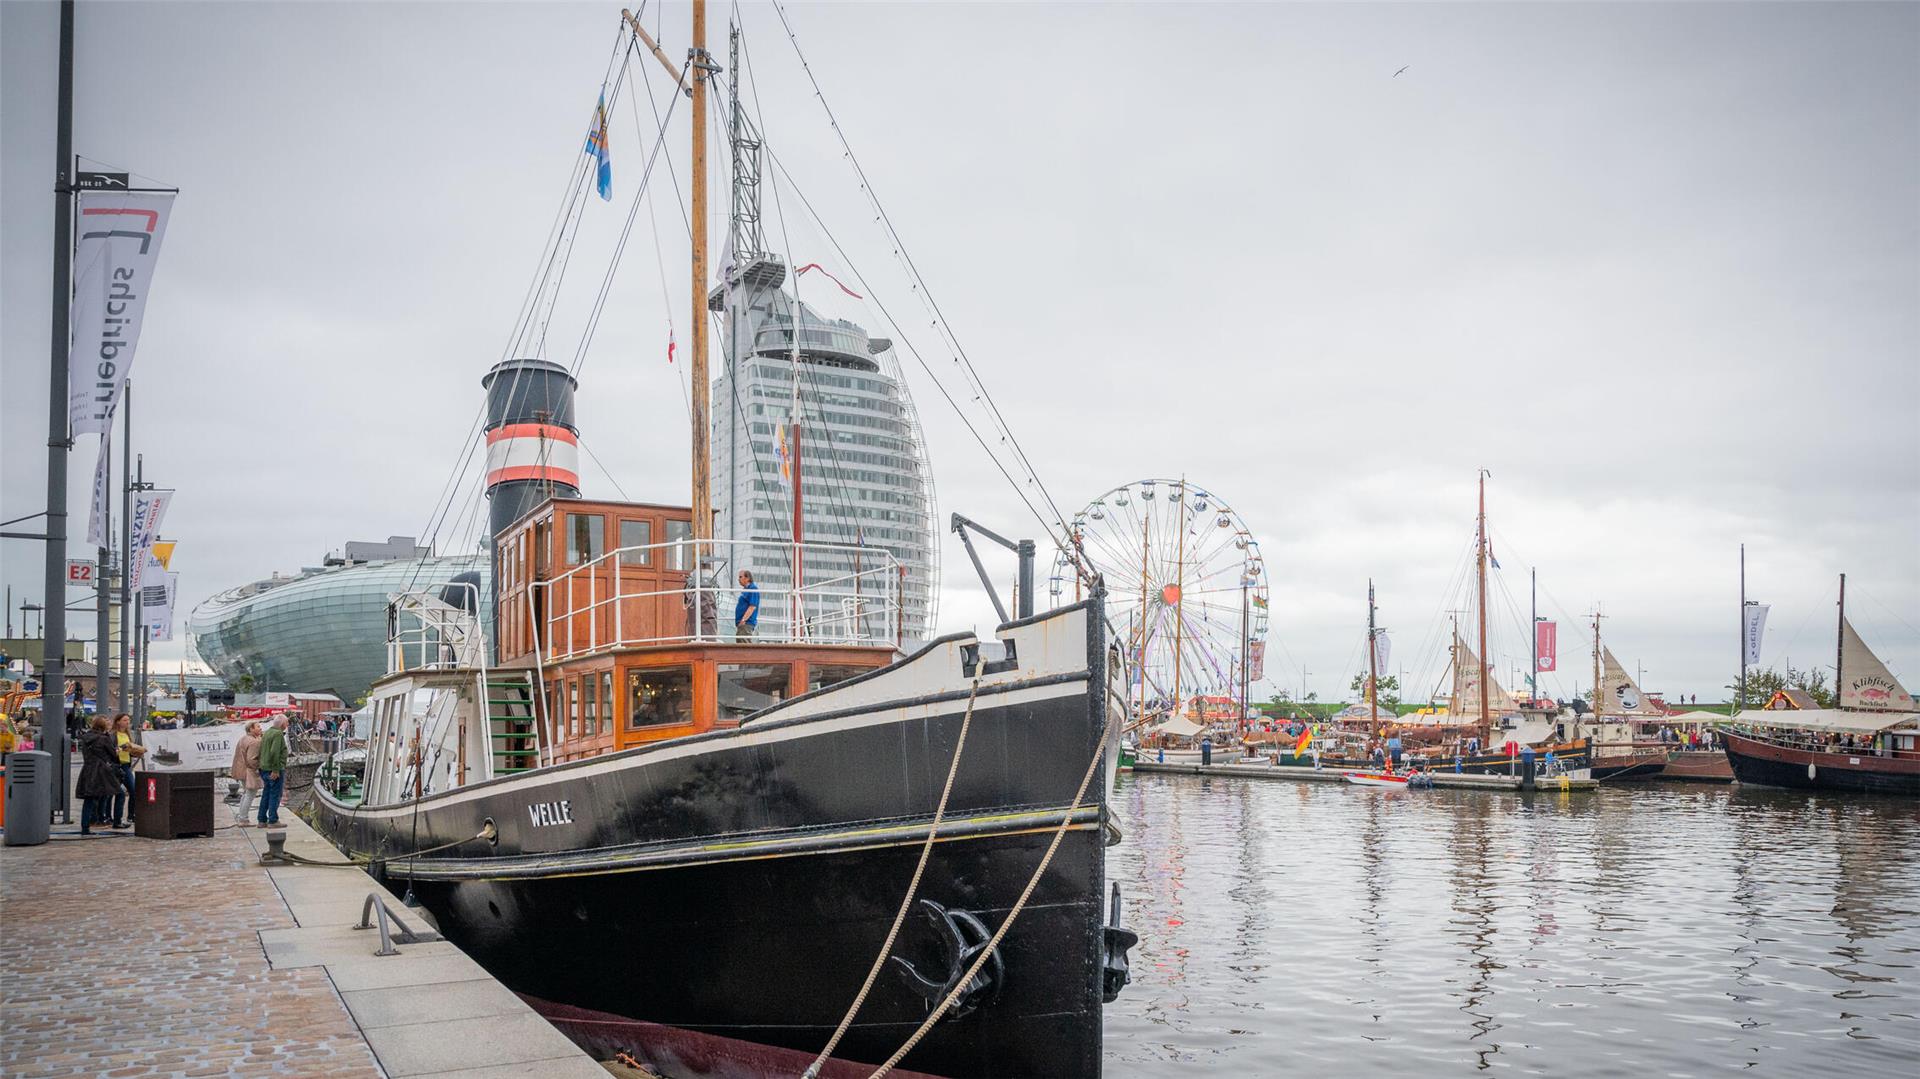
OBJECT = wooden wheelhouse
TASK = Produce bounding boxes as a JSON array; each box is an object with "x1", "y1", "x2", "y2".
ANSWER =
[{"x1": 493, "y1": 495, "x2": 903, "y2": 764}]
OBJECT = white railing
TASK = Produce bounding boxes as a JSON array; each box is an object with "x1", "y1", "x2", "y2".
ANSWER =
[
  {"x1": 384, "y1": 583, "x2": 489, "y2": 676},
  {"x1": 534, "y1": 538, "x2": 903, "y2": 662}
]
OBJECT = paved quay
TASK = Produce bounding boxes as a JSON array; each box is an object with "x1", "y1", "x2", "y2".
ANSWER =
[
  {"x1": 1132, "y1": 759, "x2": 1601, "y2": 789},
  {"x1": 1, "y1": 790, "x2": 607, "y2": 1079}
]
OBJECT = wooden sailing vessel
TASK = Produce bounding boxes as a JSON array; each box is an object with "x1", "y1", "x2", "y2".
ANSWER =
[
  {"x1": 1317, "y1": 475, "x2": 1589, "y2": 776},
  {"x1": 308, "y1": 7, "x2": 1135, "y2": 1075},
  {"x1": 1723, "y1": 574, "x2": 1919, "y2": 795},
  {"x1": 1585, "y1": 619, "x2": 1673, "y2": 781}
]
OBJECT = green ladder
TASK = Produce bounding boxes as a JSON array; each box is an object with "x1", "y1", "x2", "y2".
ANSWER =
[{"x1": 486, "y1": 674, "x2": 542, "y2": 776}]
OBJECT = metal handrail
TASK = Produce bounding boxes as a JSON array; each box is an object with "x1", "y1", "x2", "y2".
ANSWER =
[
  {"x1": 532, "y1": 538, "x2": 904, "y2": 661},
  {"x1": 1730, "y1": 726, "x2": 1920, "y2": 760},
  {"x1": 352, "y1": 892, "x2": 443, "y2": 956}
]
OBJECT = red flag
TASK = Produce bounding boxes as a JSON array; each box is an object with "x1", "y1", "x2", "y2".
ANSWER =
[
  {"x1": 1535, "y1": 620, "x2": 1557, "y2": 672},
  {"x1": 795, "y1": 263, "x2": 863, "y2": 299},
  {"x1": 666, "y1": 328, "x2": 676, "y2": 364}
]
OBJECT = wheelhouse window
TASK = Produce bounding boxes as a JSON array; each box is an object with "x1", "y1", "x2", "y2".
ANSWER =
[
  {"x1": 598, "y1": 671, "x2": 613, "y2": 735},
  {"x1": 665, "y1": 520, "x2": 693, "y2": 570},
  {"x1": 582, "y1": 673, "x2": 599, "y2": 736},
  {"x1": 567, "y1": 678, "x2": 581, "y2": 737},
  {"x1": 718, "y1": 664, "x2": 792, "y2": 723},
  {"x1": 628, "y1": 666, "x2": 694, "y2": 728},
  {"x1": 567, "y1": 513, "x2": 606, "y2": 565},
  {"x1": 808, "y1": 663, "x2": 873, "y2": 694},
  {"x1": 618, "y1": 519, "x2": 653, "y2": 565}
]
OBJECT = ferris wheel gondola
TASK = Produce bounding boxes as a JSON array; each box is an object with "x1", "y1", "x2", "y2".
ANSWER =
[{"x1": 1052, "y1": 479, "x2": 1268, "y2": 723}]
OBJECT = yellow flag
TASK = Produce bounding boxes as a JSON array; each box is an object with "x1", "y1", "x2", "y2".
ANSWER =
[{"x1": 151, "y1": 541, "x2": 176, "y2": 570}]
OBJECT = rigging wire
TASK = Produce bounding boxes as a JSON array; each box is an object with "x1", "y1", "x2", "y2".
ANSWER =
[{"x1": 765, "y1": 0, "x2": 1084, "y2": 580}]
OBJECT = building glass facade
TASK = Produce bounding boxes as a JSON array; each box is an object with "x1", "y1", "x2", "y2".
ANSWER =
[
  {"x1": 712, "y1": 261, "x2": 938, "y2": 641},
  {"x1": 188, "y1": 554, "x2": 490, "y2": 704}
]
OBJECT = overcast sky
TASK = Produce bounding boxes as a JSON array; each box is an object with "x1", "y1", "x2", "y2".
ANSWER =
[{"x1": 3, "y1": 1, "x2": 1915, "y2": 704}]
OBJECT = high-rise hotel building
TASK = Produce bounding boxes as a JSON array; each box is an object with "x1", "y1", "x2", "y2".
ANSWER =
[{"x1": 710, "y1": 256, "x2": 937, "y2": 641}]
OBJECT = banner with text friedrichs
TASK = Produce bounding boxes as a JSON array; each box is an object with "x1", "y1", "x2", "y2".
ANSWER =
[
  {"x1": 68, "y1": 191, "x2": 174, "y2": 436},
  {"x1": 1536, "y1": 620, "x2": 1558, "y2": 672},
  {"x1": 1743, "y1": 604, "x2": 1770, "y2": 668},
  {"x1": 127, "y1": 490, "x2": 173, "y2": 593}
]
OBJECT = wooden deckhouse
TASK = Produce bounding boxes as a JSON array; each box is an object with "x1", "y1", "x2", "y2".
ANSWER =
[{"x1": 493, "y1": 495, "x2": 903, "y2": 765}]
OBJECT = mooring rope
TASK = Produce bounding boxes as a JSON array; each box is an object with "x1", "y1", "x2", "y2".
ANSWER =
[
  {"x1": 802, "y1": 679, "x2": 982, "y2": 1079},
  {"x1": 864, "y1": 691, "x2": 1118, "y2": 1079}
]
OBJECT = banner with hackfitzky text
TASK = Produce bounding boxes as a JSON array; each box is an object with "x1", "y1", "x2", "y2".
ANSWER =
[
  {"x1": 1536, "y1": 620, "x2": 1558, "y2": 672},
  {"x1": 68, "y1": 191, "x2": 174, "y2": 436},
  {"x1": 126, "y1": 488, "x2": 173, "y2": 594}
]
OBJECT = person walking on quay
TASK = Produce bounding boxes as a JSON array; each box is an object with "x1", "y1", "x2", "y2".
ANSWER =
[
  {"x1": 257, "y1": 716, "x2": 289, "y2": 827},
  {"x1": 76, "y1": 715, "x2": 123, "y2": 836},
  {"x1": 735, "y1": 570, "x2": 760, "y2": 641},
  {"x1": 231, "y1": 721, "x2": 264, "y2": 825},
  {"x1": 109, "y1": 713, "x2": 146, "y2": 829}
]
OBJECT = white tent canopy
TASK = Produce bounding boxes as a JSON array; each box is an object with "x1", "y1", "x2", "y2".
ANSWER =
[{"x1": 1149, "y1": 715, "x2": 1206, "y2": 739}]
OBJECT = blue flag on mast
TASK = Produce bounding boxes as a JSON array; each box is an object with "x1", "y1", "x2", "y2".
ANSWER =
[{"x1": 586, "y1": 92, "x2": 612, "y2": 200}]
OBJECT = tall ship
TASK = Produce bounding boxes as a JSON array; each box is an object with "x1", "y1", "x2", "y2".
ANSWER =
[
  {"x1": 1584, "y1": 621, "x2": 1675, "y2": 781},
  {"x1": 1724, "y1": 574, "x2": 1919, "y2": 795},
  {"x1": 1316, "y1": 473, "x2": 1591, "y2": 776},
  {"x1": 307, "y1": 6, "x2": 1134, "y2": 1077}
]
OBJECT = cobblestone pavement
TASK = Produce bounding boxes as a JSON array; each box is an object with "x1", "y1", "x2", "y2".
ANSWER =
[{"x1": 0, "y1": 815, "x2": 384, "y2": 1078}]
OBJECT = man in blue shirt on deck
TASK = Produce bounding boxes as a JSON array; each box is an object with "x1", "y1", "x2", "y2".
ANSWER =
[{"x1": 735, "y1": 570, "x2": 760, "y2": 640}]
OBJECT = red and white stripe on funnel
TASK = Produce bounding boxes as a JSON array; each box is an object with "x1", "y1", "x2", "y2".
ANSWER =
[{"x1": 485, "y1": 423, "x2": 580, "y2": 488}]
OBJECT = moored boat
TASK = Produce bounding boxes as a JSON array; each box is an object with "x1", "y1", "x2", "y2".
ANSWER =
[
  {"x1": 1722, "y1": 574, "x2": 1918, "y2": 796},
  {"x1": 1342, "y1": 770, "x2": 1411, "y2": 788},
  {"x1": 1657, "y1": 748, "x2": 1734, "y2": 783}
]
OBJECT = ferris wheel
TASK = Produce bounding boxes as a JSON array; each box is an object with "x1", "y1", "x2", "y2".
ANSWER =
[{"x1": 1050, "y1": 479, "x2": 1268, "y2": 718}]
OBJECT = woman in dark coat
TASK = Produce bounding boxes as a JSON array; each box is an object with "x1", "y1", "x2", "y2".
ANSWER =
[{"x1": 76, "y1": 714, "x2": 122, "y2": 835}]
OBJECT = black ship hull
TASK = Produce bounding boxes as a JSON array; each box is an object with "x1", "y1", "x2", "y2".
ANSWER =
[
  {"x1": 309, "y1": 604, "x2": 1127, "y2": 1078},
  {"x1": 1723, "y1": 732, "x2": 1920, "y2": 796}
]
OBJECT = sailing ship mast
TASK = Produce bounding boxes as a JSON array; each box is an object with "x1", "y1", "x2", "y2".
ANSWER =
[
  {"x1": 1835, "y1": 572, "x2": 1846, "y2": 701},
  {"x1": 1171, "y1": 480, "x2": 1187, "y2": 719},
  {"x1": 1367, "y1": 579, "x2": 1380, "y2": 733},
  {"x1": 688, "y1": 0, "x2": 713, "y2": 552},
  {"x1": 1476, "y1": 470, "x2": 1491, "y2": 741}
]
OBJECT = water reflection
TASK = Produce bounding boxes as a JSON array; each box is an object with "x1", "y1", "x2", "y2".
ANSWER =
[{"x1": 1106, "y1": 777, "x2": 1920, "y2": 1077}]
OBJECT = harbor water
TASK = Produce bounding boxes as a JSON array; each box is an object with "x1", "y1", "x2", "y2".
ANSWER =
[{"x1": 1104, "y1": 774, "x2": 1918, "y2": 1076}]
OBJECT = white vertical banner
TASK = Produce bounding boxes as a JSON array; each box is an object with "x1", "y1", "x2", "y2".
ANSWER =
[
  {"x1": 68, "y1": 191, "x2": 174, "y2": 435},
  {"x1": 1743, "y1": 604, "x2": 1770, "y2": 667},
  {"x1": 141, "y1": 568, "x2": 178, "y2": 640},
  {"x1": 1373, "y1": 632, "x2": 1391, "y2": 677},
  {"x1": 86, "y1": 429, "x2": 113, "y2": 546},
  {"x1": 127, "y1": 489, "x2": 173, "y2": 593}
]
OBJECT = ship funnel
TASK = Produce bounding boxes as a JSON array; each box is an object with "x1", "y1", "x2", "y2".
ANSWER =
[{"x1": 480, "y1": 358, "x2": 580, "y2": 541}]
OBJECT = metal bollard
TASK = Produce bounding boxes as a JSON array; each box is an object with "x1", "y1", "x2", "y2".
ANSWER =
[{"x1": 259, "y1": 828, "x2": 292, "y2": 865}]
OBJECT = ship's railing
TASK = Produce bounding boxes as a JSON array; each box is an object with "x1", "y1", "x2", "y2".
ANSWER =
[
  {"x1": 384, "y1": 584, "x2": 489, "y2": 676},
  {"x1": 1730, "y1": 725, "x2": 1920, "y2": 761},
  {"x1": 534, "y1": 538, "x2": 903, "y2": 662}
]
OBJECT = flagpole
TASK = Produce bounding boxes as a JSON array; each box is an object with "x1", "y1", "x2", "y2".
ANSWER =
[
  {"x1": 39, "y1": 0, "x2": 77, "y2": 827},
  {"x1": 94, "y1": 385, "x2": 112, "y2": 714},
  {"x1": 120, "y1": 382, "x2": 133, "y2": 714},
  {"x1": 1737, "y1": 543, "x2": 1745, "y2": 715},
  {"x1": 1529, "y1": 566, "x2": 1538, "y2": 704}
]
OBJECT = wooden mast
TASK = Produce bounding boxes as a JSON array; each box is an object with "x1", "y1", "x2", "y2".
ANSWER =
[
  {"x1": 1367, "y1": 579, "x2": 1380, "y2": 734},
  {"x1": 1171, "y1": 480, "x2": 1187, "y2": 720},
  {"x1": 1138, "y1": 516, "x2": 1150, "y2": 722},
  {"x1": 689, "y1": 0, "x2": 713, "y2": 550},
  {"x1": 1475, "y1": 470, "x2": 1490, "y2": 739},
  {"x1": 1589, "y1": 608, "x2": 1602, "y2": 739},
  {"x1": 1835, "y1": 572, "x2": 1846, "y2": 708}
]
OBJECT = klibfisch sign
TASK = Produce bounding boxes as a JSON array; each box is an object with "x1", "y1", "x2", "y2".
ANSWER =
[{"x1": 68, "y1": 191, "x2": 174, "y2": 436}]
